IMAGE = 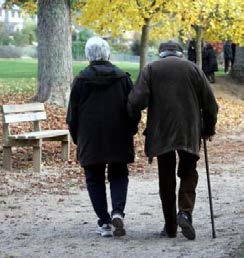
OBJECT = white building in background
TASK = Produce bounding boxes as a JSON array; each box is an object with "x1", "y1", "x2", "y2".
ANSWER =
[{"x1": 0, "y1": 0, "x2": 24, "y2": 32}]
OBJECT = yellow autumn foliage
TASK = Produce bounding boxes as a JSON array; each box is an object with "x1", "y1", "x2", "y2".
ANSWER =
[
  {"x1": 176, "y1": 0, "x2": 244, "y2": 44},
  {"x1": 76, "y1": 0, "x2": 179, "y2": 39},
  {"x1": 7, "y1": 0, "x2": 244, "y2": 45},
  {"x1": 76, "y1": 0, "x2": 244, "y2": 44},
  {"x1": 4, "y1": 0, "x2": 37, "y2": 14}
]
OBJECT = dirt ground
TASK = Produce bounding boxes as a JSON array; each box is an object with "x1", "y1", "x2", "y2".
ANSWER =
[
  {"x1": 0, "y1": 77, "x2": 243, "y2": 258},
  {"x1": 0, "y1": 148, "x2": 243, "y2": 258}
]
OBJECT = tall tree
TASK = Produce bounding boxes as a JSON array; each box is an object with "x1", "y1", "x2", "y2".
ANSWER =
[
  {"x1": 35, "y1": 0, "x2": 73, "y2": 106},
  {"x1": 231, "y1": 46, "x2": 244, "y2": 82},
  {"x1": 228, "y1": 1, "x2": 244, "y2": 82},
  {"x1": 4, "y1": 0, "x2": 73, "y2": 107},
  {"x1": 77, "y1": 0, "x2": 178, "y2": 70},
  {"x1": 176, "y1": 0, "x2": 244, "y2": 68}
]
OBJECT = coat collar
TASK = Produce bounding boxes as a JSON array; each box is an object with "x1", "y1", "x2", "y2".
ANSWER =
[
  {"x1": 90, "y1": 60, "x2": 112, "y2": 66},
  {"x1": 159, "y1": 50, "x2": 183, "y2": 58}
]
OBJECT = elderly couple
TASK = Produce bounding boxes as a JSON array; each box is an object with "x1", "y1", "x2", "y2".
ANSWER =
[{"x1": 66, "y1": 37, "x2": 218, "y2": 240}]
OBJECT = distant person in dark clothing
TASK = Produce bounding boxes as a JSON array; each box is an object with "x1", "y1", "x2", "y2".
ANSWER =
[
  {"x1": 224, "y1": 40, "x2": 233, "y2": 73},
  {"x1": 67, "y1": 36, "x2": 139, "y2": 238},
  {"x1": 202, "y1": 42, "x2": 218, "y2": 83},
  {"x1": 188, "y1": 40, "x2": 196, "y2": 63},
  {"x1": 231, "y1": 42, "x2": 236, "y2": 67}
]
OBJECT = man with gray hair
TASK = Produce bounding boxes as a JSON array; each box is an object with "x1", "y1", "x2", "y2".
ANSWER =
[
  {"x1": 67, "y1": 36, "x2": 139, "y2": 237},
  {"x1": 127, "y1": 40, "x2": 218, "y2": 240}
]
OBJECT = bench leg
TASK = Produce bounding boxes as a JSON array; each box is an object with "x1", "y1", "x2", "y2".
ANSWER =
[
  {"x1": 61, "y1": 137, "x2": 70, "y2": 160},
  {"x1": 3, "y1": 147, "x2": 12, "y2": 171},
  {"x1": 33, "y1": 140, "x2": 42, "y2": 173}
]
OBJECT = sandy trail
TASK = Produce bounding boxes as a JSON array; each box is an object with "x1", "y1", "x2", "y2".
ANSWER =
[{"x1": 0, "y1": 153, "x2": 243, "y2": 258}]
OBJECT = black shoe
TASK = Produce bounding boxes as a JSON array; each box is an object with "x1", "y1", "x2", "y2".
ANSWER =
[
  {"x1": 177, "y1": 211, "x2": 196, "y2": 240},
  {"x1": 160, "y1": 226, "x2": 177, "y2": 238}
]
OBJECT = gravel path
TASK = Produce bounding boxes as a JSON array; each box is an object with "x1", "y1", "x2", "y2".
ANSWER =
[
  {"x1": 0, "y1": 74, "x2": 243, "y2": 258},
  {"x1": 0, "y1": 162, "x2": 243, "y2": 258},
  {"x1": 0, "y1": 92, "x2": 243, "y2": 257}
]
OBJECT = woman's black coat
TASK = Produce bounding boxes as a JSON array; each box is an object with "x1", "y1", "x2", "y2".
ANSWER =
[
  {"x1": 66, "y1": 61, "x2": 138, "y2": 167},
  {"x1": 188, "y1": 40, "x2": 196, "y2": 63},
  {"x1": 202, "y1": 44, "x2": 218, "y2": 74}
]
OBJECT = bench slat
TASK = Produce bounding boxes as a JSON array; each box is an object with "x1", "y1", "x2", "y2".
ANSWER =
[
  {"x1": 4, "y1": 112, "x2": 47, "y2": 123},
  {"x1": 8, "y1": 130, "x2": 69, "y2": 140},
  {"x1": 2, "y1": 103, "x2": 45, "y2": 114}
]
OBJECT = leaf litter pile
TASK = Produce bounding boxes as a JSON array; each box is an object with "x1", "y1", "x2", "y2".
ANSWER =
[{"x1": 0, "y1": 88, "x2": 243, "y2": 195}]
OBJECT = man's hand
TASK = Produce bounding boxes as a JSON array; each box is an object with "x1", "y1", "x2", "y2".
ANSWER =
[{"x1": 204, "y1": 135, "x2": 213, "y2": 141}]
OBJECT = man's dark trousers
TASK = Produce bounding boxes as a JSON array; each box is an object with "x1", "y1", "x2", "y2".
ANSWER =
[
  {"x1": 157, "y1": 150, "x2": 199, "y2": 235},
  {"x1": 84, "y1": 163, "x2": 129, "y2": 226}
]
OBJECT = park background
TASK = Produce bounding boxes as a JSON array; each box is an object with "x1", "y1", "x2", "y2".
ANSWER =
[{"x1": 0, "y1": 0, "x2": 243, "y2": 257}]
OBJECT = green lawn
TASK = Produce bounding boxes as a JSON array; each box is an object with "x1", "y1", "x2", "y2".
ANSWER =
[
  {"x1": 0, "y1": 58, "x2": 224, "y2": 95},
  {"x1": 0, "y1": 58, "x2": 139, "y2": 79},
  {"x1": 0, "y1": 59, "x2": 139, "y2": 95},
  {"x1": 237, "y1": 242, "x2": 244, "y2": 258}
]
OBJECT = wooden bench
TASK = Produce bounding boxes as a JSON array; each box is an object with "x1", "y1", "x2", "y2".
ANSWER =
[{"x1": 2, "y1": 103, "x2": 70, "y2": 172}]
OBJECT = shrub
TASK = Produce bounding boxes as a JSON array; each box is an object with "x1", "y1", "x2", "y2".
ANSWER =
[
  {"x1": 72, "y1": 28, "x2": 93, "y2": 60},
  {"x1": 13, "y1": 31, "x2": 30, "y2": 47},
  {"x1": 72, "y1": 41, "x2": 85, "y2": 60},
  {"x1": 22, "y1": 46, "x2": 37, "y2": 58},
  {"x1": 0, "y1": 23, "x2": 13, "y2": 45},
  {"x1": 21, "y1": 22, "x2": 37, "y2": 45},
  {"x1": 0, "y1": 46, "x2": 22, "y2": 58}
]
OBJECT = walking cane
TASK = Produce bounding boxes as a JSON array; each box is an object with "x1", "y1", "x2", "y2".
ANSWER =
[{"x1": 203, "y1": 137, "x2": 216, "y2": 238}]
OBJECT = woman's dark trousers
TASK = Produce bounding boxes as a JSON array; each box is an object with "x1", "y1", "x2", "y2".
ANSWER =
[
  {"x1": 84, "y1": 163, "x2": 129, "y2": 226},
  {"x1": 157, "y1": 150, "x2": 199, "y2": 235}
]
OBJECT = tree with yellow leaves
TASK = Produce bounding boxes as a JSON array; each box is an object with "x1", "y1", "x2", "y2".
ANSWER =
[
  {"x1": 175, "y1": 0, "x2": 244, "y2": 68},
  {"x1": 4, "y1": 0, "x2": 244, "y2": 87},
  {"x1": 77, "y1": 0, "x2": 179, "y2": 70},
  {"x1": 79, "y1": 0, "x2": 244, "y2": 72}
]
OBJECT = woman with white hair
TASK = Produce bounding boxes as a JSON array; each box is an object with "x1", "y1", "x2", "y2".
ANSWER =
[{"x1": 67, "y1": 36, "x2": 139, "y2": 237}]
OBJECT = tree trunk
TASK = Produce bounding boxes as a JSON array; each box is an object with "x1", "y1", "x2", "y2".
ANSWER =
[
  {"x1": 140, "y1": 18, "x2": 150, "y2": 70},
  {"x1": 195, "y1": 26, "x2": 203, "y2": 69},
  {"x1": 34, "y1": 0, "x2": 73, "y2": 107},
  {"x1": 231, "y1": 46, "x2": 244, "y2": 83}
]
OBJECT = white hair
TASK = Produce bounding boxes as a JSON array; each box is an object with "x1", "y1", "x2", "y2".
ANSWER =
[{"x1": 85, "y1": 36, "x2": 110, "y2": 62}]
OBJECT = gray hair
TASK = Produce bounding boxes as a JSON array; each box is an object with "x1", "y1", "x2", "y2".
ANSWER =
[{"x1": 85, "y1": 36, "x2": 110, "y2": 62}]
